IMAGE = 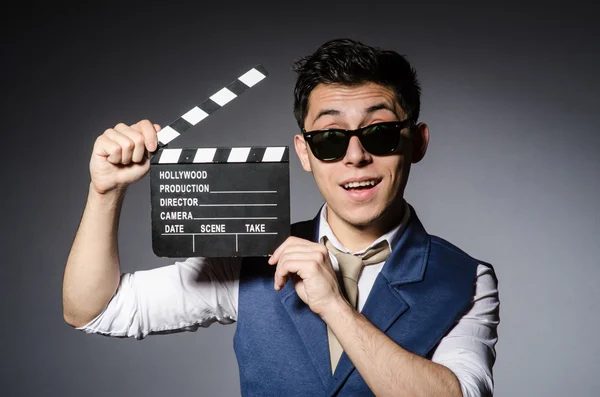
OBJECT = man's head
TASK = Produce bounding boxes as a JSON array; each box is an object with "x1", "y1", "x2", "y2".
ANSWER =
[
  {"x1": 292, "y1": 38, "x2": 421, "y2": 130},
  {"x1": 292, "y1": 39, "x2": 429, "y2": 243}
]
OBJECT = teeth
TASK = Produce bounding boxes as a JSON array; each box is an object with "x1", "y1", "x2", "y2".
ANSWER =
[{"x1": 344, "y1": 180, "x2": 378, "y2": 189}]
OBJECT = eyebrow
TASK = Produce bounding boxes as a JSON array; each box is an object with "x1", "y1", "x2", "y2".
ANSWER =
[
  {"x1": 365, "y1": 103, "x2": 400, "y2": 118},
  {"x1": 311, "y1": 102, "x2": 400, "y2": 125},
  {"x1": 312, "y1": 109, "x2": 341, "y2": 124}
]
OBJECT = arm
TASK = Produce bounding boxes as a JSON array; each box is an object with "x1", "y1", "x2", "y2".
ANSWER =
[
  {"x1": 322, "y1": 296, "x2": 462, "y2": 397},
  {"x1": 62, "y1": 185, "x2": 125, "y2": 327},
  {"x1": 430, "y1": 264, "x2": 498, "y2": 397},
  {"x1": 78, "y1": 257, "x2": 240, "y2": 339},
  {"x1": 326, "y1": 264, "x2": 498, "y2": 396},
  {"x1": 270, "y1": 238, "x2": 497, "y2": 397},
  {"x1": 63, "y1": 120, "x2": 159, "y2": 327}
]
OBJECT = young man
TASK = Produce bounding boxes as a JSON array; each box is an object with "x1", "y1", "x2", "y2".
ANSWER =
[{"x1": 63, "y1": 39, "x2": 499, "y2": 396}]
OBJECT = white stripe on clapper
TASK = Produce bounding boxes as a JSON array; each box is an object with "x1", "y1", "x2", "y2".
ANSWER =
[
  {"x1": 156, "y1": 126, "x2": 180, "y2": 146},
  {"x1": 239, "y1": 69, "x2": 267, "y2": 87},
  {"x1": 227, "y1": 147, "x2": 251, "y2": 162},
  {"x1": 193, "y1": 148, "x2": 217, "y2": 163},
  {"x1": 159, "y1": 148, "x2": 182, "y2": 164},
  {"x1": 262, "y1": 147, "x2": 286, "y2": 162},
  {"x1": 210, "y1": 88, "x2": 237, "y2": 106},
  {"x1": 182, "y1": 107, "x2": 209, "y2": 125}
]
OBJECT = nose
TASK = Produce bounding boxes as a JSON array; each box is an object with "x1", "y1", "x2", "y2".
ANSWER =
[{"x1": 343, "y1": 136, "x2": 372, "y2": 166}]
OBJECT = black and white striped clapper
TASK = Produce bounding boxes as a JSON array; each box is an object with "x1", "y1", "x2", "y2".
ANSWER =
[{"x1": 149, "y1": 65, "x2": 290, "y2": 257}]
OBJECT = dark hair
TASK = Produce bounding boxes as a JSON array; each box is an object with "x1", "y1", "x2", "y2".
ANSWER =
[{"x1": 292, "y1": 38, "x2": 421, "y2": 129}]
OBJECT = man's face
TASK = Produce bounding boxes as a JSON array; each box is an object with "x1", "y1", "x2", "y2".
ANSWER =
[{"x1": 294, "y1": 82, "x2": 428, "y2": 233}]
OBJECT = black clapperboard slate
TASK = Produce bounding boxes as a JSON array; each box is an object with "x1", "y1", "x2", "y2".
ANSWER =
[
  {"x1": 148, "y1": 65, "x2": 290, "y2": 257},
  {"x1": 150, "y1": 146, "x2": 290, "y2": 257}
]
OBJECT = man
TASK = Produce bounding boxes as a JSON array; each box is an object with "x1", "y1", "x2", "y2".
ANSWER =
[{"x1": 63, "y1": 38, "x2": 499, "y2": 396}]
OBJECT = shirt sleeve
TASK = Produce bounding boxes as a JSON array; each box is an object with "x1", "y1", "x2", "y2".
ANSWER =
[
  {"x1": 76, "y1": 257, "x2": 241, "y2": 340},
  {"x1": 430, "y1": 264, "x2": 500, "y2": 397}
]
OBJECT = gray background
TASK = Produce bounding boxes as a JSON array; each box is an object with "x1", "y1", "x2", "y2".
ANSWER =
[{"x1": 2, "y1": 2, "x2": 599, "y2": 396}]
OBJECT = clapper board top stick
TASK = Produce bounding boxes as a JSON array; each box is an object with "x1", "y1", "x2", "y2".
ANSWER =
[{"x1": 150, "y1": 65, "x2": 290, "y2": 258}]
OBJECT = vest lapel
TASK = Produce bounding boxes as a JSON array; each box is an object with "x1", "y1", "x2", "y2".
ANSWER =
[
  {"x1": 280, "y1": 284, "x2": 332, "y2": 388},
  {"x1": 279, "y1": 213, "x2": 333, "y2": 388}
]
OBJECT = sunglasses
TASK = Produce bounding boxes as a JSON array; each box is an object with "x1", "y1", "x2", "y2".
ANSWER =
[{"x1": 302, "y1": 119, "x2": 413, "y2": 162}]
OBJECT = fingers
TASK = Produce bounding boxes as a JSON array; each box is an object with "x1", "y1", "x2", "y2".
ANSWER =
[
  {"x1": 95, "y1": 120, "x2": 158, "y2": 165},
  {"x1": 118, "y1": 122, "x2": 151, "y2": 163},
  {"x1": 271, "y1": 238, "x2": 331, "y2": 290},
  {"x1": 278, "y1": 249, "x2": 329, "y2": 269},
  {"x1": 269, "y1": 236, "x2": 326, "y2": 264},
  {"x1": 274, "y1": 259, "x2": 312, "y2": 290},
  {"x1": 274, "y1": 252, "x2": 329, "y2": 289},
  {"x1": 103, "y1": 127, "x2": 138, "y2": 164},
  {"x1": 94, "y1": 135, "x2": 125, "y2": 165},
  {"x1": 131, "y1": 119, "x2": 159, "y2": 153}
]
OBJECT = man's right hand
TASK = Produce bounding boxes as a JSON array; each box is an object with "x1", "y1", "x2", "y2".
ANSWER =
[{"x1": 90, "y1": 119, "x2": 161, "y2": 194}]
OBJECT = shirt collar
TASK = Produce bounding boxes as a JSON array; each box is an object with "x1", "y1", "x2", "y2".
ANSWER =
[{"x1": 317, "y1": 200, "x2": 411, "y2": 255}]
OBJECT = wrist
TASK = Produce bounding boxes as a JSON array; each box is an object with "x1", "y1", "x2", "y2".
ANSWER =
[
  {"x1": 319, "y1": 294, "x2": 356, "y2": 323},
  {"x1": 88, "y1": 183, "x2": 126, "y2": 209}
]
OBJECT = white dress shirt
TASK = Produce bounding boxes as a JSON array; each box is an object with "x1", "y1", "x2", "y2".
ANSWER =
[{"x1": 79, "y1": 203, "x2": 499, "y2": 397}]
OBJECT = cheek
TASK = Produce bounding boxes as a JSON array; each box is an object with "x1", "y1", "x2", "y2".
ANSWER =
[
  {"x1": 310, "y1": 164, "x2": 336, "y2": 193},
  {"x1": 385, "y1": 157, "x2": 408, "y2": 190},
  {"x1": 386, "y1": 156, "x2": 404, "y2": 176}
]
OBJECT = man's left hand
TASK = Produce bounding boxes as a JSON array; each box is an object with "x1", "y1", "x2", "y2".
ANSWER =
[{"x1": 268, "y1": 237, "x2": 346, "y2": 316}]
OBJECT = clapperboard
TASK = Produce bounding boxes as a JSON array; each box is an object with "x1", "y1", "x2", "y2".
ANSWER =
[{"x1": 150, "y1": 65, "x2": 290, "y2": 257}]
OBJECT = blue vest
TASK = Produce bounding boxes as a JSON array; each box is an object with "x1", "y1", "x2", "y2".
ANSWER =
[{"x1": 234, "y1": 206, "x2": 481, "y2": 396}]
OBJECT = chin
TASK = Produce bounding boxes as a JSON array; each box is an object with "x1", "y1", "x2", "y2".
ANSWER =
[{"x1": 339, "y1": 208, "x2": 384, "y2": 228}]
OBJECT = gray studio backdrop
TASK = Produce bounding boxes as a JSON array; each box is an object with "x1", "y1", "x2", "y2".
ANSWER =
[{"x1": 2, "y1": 2, "x2": 599, "y2": 396}]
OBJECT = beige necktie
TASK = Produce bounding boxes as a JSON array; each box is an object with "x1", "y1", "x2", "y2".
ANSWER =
[{"x1": 324, "y1": 239, "x2": 391, "y2": 373}]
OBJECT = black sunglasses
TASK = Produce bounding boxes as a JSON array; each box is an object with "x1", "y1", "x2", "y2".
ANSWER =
[{"x1": 302, "y1": 119, "x2": 413, "y2": 162}]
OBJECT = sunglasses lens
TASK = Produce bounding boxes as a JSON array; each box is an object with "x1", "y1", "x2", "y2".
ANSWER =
[
  {"x1": 360, "y1": 123, "x2": 401, "y2": 155},
  {"x1": 311, "y1": 130, "x2": 348, "y2": 161}
]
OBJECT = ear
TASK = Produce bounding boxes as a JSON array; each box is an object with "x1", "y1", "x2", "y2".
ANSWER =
[
  {"x1": 410, "y1": 122, "x2": 429, "y2": 164},
  {"x1": 294, "y1": 134, "x2": 313, "y2": 172}
]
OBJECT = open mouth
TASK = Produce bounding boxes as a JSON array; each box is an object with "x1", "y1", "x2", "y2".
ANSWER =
[{"x1": 342, "y1": 178, "x2": 382, "y2": 190}]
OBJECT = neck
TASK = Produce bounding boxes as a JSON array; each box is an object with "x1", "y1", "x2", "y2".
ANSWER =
[{"x1": 326, "y1": 200, "x2": 406, "y2": 252}]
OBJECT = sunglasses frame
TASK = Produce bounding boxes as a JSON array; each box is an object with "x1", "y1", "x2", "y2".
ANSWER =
[{"x1": 301, "y1": 119, "x2": 414, "y2": 162}]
